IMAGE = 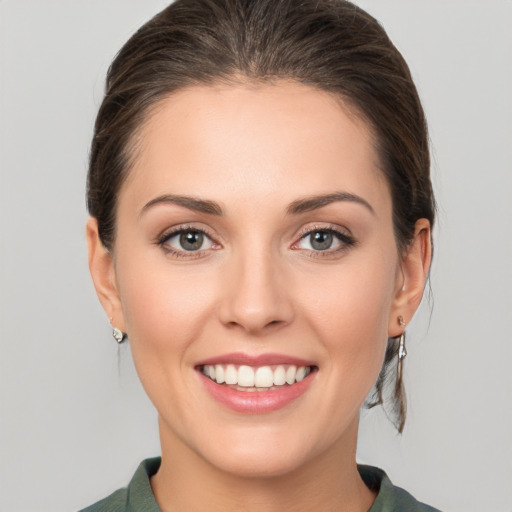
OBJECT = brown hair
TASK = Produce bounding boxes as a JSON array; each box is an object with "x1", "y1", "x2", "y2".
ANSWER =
[{"x1": 87, "y1": 0, "x2": 435, "y2": 432}]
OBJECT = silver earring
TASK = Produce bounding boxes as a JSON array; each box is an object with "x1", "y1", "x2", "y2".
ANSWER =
[
  {"x1": 112, "y1": 327, "x2": 125, "y2": 344},
  {"x1": 397, "y1": 315, "x2": 407, "y2": 380},
  {"x1": 398, "y1": 331, "x2": 407, "y2": 358}
]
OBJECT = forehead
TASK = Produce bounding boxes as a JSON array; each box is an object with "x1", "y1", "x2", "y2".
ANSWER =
[{"x1": 122, "y1": 81, "x2": 390, "y2": 215}]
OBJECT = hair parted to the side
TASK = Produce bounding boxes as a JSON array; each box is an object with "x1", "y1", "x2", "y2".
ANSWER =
[{"x1": 87, "y1": 0, "x2": 435, "y2": 432}]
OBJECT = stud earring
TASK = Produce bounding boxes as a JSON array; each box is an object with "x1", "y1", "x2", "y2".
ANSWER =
[
  {"x1": 112, "y1": 327, "x2": 125, "y2": 344},
  {"x1": 109, "y1": 318, "x2": 125, "y2": 343}
]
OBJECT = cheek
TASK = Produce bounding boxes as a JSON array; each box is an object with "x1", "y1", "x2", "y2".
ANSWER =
[
  {"x1": 300, "y1": 253, "x2": 397, "y2": 384},
  {"x1": 115, "y1": 251, "x2": 216, "y2": 361},
  {"x1": 113, "y1": 253, "x2": 223, "y2": 421}
]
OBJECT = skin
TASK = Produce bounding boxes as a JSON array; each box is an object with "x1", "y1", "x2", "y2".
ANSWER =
[{"x1": 87, "y1": 81, "x2": 431, "y2": 512}]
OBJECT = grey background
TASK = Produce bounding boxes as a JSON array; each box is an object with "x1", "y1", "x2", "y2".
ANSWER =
[{"x1": 1, "y1": 1, "x2": 511, "y2": 511}]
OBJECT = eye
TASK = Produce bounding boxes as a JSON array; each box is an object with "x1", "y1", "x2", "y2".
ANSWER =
[
  {"x1": 305, "y1": 231, "x2": 335, "y2": 251},
  {"x1": 159, "y1": 228, "x2": 216, "y2": 254},
  {"x1": 293, "y1": 227, "x2": 355, "y2": 253}
]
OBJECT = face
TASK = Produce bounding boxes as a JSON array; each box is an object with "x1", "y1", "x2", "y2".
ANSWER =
[{"x1": 89, "y1": 82, "x2": 426, "y2": 478}]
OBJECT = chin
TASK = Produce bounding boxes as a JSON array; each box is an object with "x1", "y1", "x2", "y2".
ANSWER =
[
  {"x1": 205, "y1": 444, "x2": 311, "y2": 479},
  {"x1": 188, "y1": 419, "x2": 337, "y2": 480}
]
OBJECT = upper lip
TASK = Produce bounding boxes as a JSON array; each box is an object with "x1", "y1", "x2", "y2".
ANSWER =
[{"x1": 195, "y1": 352, "x2": 316, "y2": 368}]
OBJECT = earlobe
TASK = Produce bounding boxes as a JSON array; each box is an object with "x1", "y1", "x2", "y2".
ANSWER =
[
  {"x1": 388, "y1": 218, "x2": 432, "y2": 337},
  {"x1": 86, "y1": 217, "x2": 125, "y2": 331}
]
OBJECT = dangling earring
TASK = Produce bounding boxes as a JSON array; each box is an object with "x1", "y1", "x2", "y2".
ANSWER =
[
  {"x1": 397, "y1": 315, "x2": 407, "y2": 382},
  {"x1": 393, "y1": 315, "x2": 408, "y2": 432}
]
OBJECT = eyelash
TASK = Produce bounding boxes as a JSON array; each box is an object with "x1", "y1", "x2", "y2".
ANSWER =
[
  {"x1": 156, "y1": 225, "x2": 218, "y2": 259},
  {"x1": 156, "y1": 224, "x2": 356, "y2": 259},
  {"x1": 292, "y1": 225, "x2": 356, "y2": 258}
]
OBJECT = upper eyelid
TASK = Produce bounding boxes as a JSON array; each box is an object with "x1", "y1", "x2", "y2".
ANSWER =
[
  {"x1": 295, "y1": 223, "x2": 353, "y2": 240},
  {"x1": 157, "y1": 224, "x2": 217, "y2": 244}
]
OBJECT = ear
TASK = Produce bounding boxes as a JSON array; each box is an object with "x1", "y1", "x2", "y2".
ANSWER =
[
  {"x1": 388, "y1": 218, "x2": 432, "y2": 337},
  {"x1": 86, "y1": 217, "x2": 125, "y2": 332}
]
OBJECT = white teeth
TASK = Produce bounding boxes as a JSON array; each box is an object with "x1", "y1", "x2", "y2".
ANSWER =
[
  {"x1": 238, "y1": 365, "x2": 255, "y2": 387},
  {"x1": 295, "y1": 366, "x2": 306, "y2": 382},
  {"x1": 273, "y1": 365, "x2": 286, "y2": 386},
  {"x1": 215, "y1": 364, "x2": 225, "y2": 384},
  {"x1": 285, "y1": 365, "x2": 297, "y2": 385},
  {"x1": 225, "y1": 364, "x2": 237, "y2": 385},
  {"x1": 254, "y1": 366, "x2": 274, "y2": 387},
  {"x1": 203, "y1": 363, "x2": 313, "y2": 388}
]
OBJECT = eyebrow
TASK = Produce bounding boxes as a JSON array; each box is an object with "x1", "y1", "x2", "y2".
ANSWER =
[
  {"x1": 140, "y1": 194, "x2": 223, "y2": 217},
  {"x1": 286, "y1": 192, "x2": 375, "y2": 215},
  {"x1": 140, "y1": 191, "x2": 374, "y2": 218}
]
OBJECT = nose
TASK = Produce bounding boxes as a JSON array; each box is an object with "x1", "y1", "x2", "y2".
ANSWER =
[{"x1": 218, "y1": 247, "x2": 294, "y2": 335}]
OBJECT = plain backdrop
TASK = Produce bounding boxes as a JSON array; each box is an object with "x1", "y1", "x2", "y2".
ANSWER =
[{"x1": 1, "y1": 1, "x2": 511, "y2": 511}]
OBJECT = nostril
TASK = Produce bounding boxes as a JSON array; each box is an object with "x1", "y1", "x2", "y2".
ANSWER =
[{"x1": 224, "y1": 318, "x2": 285, "y2": 331}]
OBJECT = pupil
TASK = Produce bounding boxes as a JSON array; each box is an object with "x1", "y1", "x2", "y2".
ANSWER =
[
  {"x1": 311, "y1": 231, "x2": 332, "y2": 250},
  {"x1": 180, "y1": 231, "x2": 203, "y2": 251}
]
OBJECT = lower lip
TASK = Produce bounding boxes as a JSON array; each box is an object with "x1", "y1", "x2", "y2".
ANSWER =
[{"x1": 199, "y1": 371, "x2": 316, "y2": 413}]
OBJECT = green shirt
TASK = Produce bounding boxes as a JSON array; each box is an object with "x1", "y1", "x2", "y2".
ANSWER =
[{"x1": 80, "y1": 457, "x2": 441, "y2": 512}]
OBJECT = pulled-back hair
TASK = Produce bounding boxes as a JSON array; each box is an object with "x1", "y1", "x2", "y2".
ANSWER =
[{"x1": 87, "y1": 0, "x2": 435, "y2": 432}]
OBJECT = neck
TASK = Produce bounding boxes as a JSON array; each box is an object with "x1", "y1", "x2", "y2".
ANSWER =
[{"x1": 151, "y1": 417, "x2": 375, "y2": 512}]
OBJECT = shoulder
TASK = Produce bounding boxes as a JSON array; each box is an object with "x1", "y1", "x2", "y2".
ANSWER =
[
  {"x1": 78, "y1": 458, "x2": 162, "y2": 512},
  {"x1": 78, "y1": 488, "x2": 128, "y2": 512},
  {"x1": 359, "y1": 465, "x2": 443, "y2": 512}
]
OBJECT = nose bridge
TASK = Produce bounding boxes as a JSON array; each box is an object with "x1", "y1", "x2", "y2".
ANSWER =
[{"x1": 220, "y1": 240, "x2": 292, "y2": 333}]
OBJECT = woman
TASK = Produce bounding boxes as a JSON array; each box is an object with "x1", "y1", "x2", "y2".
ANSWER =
[{"x1": 83, "y1": 0, "x2": 438, "y2": 510}]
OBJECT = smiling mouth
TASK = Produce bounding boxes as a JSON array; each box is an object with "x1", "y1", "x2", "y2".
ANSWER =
[{"x1": 200, "y1": 364, "x2": 317, "y2": 392}]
